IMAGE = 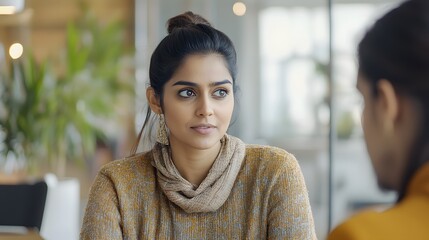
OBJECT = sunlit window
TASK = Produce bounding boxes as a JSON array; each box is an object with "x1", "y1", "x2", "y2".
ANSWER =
[{"x1": 259, "y1": 7, "x2": 329, "y2": 138}]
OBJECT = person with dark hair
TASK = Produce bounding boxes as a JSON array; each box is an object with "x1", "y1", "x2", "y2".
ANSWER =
[
  {"x1": 328, "y1": 0, "x2": 429, "y2": 239},
  {"x1": 80, "y1": 11, "x2": 316, "y2": 239}
]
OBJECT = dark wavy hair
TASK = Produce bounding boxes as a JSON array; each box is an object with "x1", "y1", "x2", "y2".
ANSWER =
[
  {"x1": 130, "y1": 11, "x2": 238, "y2": 154},
  {"x1": 357, "y1": 0, "x2": 429, "y2": 201}
]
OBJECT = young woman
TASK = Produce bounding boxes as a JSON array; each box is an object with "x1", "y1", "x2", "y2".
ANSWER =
[
  {"x1": 80, "y1": 11, "x2": 316, "y2": 239},
  {"x1": 329, "y1": 0, "x2": 429, "y2": 239}
]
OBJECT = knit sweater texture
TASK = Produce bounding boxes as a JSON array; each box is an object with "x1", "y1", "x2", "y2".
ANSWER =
[
  {"x1": 328, "y1": 163, "x2": 429, "y2": 240},
  {"x1": 80, "y1": 144, "x2": 316, "y2": 239}
]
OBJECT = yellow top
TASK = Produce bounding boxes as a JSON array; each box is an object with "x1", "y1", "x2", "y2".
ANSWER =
[
  {"x1": 328, "y1": 163, "x2": 429, "y2": 240},
  {"x1": 80, "y1": 144, "x2": 316, "y2": 239}
]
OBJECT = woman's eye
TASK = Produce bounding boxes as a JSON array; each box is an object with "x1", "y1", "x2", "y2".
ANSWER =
[
  {"x1": 213, "y1": 89, "x2": 228, "y2": 98},
  {"x1": 178, "y1": 89, "x2": 196, "y2": 98}
]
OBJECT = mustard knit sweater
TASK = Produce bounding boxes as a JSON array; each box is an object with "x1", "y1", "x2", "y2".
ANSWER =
[
  {"x1": 80, "y1": 145, "x2": 316, "y2": 239},
  {"x1": 328, "y1": 163, "x2": 429, "y2": 240}
]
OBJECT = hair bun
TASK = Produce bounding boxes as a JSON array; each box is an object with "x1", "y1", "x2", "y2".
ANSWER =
[{"x1": 167, "y1": 11, "x2": 211, "y2": 34}]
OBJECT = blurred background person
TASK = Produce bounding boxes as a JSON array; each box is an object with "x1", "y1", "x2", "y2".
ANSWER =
[{"x1": 329, "y1": 0, "x2": 429, "y2": 239}]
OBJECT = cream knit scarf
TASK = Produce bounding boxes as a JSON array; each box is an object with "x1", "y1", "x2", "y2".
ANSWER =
[{"x1": 151, "y1": 134, "x2": 245, "y2": 213}]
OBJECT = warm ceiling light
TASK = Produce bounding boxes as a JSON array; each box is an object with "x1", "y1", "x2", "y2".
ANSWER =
[
  {"x1": 0, "y1": 0, "x2": 25, "y2": 15},
  {"x1": 0, "y1": 6, "x2": 15, "y2": 14},
  {"x1": 9, "y1": 43, "x2": 23, "y2": 60},
  {"x1": 233, "y1": 2, "x2": 246, "y2": 16}
]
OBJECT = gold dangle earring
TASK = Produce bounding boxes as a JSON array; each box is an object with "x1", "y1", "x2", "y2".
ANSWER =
[{"x1": 156, "y1": 114, "x2": 169, "y2": 145}]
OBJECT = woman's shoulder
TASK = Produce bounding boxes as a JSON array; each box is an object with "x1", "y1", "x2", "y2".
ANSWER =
[
  {"x1": 330, "y1": 200, "x2": 429, "y2": 240},
  {"x1": 328, "y1": 210, "x2": 388, "y2": 240},
  {"x1": 98, "y1": 151, "x2": 155, "y2": 178},
  {"x1": 244, "y1": 144, "x2": 299, "y2": 172},
  {"x1": 245, "y1": 144, "x2": 296, "y2": 162}
]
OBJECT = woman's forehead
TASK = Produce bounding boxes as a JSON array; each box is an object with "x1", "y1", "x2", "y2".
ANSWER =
[{"x1": 166, "y1": 54, "x2": 232, "y2": 86}]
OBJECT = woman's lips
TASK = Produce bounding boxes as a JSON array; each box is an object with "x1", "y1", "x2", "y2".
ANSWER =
[{"x1": 191, "y1": 124, "x2": 216, "y2": 135}]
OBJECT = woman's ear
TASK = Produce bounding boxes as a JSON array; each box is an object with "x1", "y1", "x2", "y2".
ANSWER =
[
  {"x1": 376, "y1": 79, "x2": 399, "y2": 132},
  {"x1": 146, "y1": 87, "x2": 162, "y2": 114}
]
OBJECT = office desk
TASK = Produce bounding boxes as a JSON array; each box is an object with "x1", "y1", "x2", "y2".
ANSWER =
[{"x1": 0, "y1": 227, "x2": 43, "y2": 240}]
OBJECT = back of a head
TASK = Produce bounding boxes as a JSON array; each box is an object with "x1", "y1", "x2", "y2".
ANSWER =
[
  {"x1": 358, "y1": 0, "x2": 429, "y2": 95},
  {"x1": 358, "y1": 0, "x2": 429, "y2": 200},
  {"x1": 149, "y1": 11, "x2": 237, "y2": 99}
]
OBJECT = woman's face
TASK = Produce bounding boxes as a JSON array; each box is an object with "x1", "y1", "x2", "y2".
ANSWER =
[
  {"x1": 357, "y1": 75, "x2": 412, "y2": 191},
  {"x1": 357, "y1": 76, "x2": 390, "y2": 189},
  {"x1": 162, "y1": 53, "x2": 234, "y2": 151}
]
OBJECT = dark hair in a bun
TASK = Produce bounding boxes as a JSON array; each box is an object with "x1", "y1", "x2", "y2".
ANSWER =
[
  {"x1": 167, "y1": 11, "x2": 211, "y2": 34},
  {"x1": 131, "y1": 11, "x2": 238, "y2": 153}
]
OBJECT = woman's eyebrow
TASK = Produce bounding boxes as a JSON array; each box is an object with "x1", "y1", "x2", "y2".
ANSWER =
[
  {"x1": 172, "y1": 80, "x2": 232, "y2": 87},
  {"x1": 172, "y1": 81, "x2": 198, "y2": 87},
  {"x1": 210, "y1": 80, "x2": 232, "y2": 86}
]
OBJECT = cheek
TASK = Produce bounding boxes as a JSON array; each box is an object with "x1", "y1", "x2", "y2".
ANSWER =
[
  {"x1": 361, "y1": 107, "x2": 378, "y2": 161},
  {"x1": 361, "y1": 108, "x2": 370, "y2": 136},
  {"x1": 165, "y1": 106, "x2": 188, "y2": 126},
  {"x1": 219, "y1": 99, "x2": 234, "y2": 120},
  {"x1": 162, "y1": 99, "x2": 188, "y2": 126},
  {"x1": 361, "y1": 102, "x2": 377, "y2": 140},
  {"x1": 361, "y1": 105, "x2": 389, "y2": 183}
]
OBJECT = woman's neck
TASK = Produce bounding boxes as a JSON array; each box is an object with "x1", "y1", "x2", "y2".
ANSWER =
[{"x1": 169, "y1": 141, "x2": 221, "y2": 188}]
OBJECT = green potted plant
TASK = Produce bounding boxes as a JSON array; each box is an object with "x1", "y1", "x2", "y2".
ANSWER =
[
  {"x1": 50, "y1": 10, "x2": 134, "y2": 176},
  {"x1": 0, "y1": 11, "x2": 134, "y2": 178},
  {"x1": 0, "y1": 53, "x2": 49, "y2": 179}
]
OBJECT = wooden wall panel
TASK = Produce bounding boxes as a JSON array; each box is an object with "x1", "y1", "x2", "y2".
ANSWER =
[{"x1": 0, "y1": 0, "x2": 134, "y2": 63}]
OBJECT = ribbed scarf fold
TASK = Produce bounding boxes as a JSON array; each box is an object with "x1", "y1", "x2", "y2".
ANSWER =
[{"x1": 151, "y1": 134, "x2": 245, "y2": 213}]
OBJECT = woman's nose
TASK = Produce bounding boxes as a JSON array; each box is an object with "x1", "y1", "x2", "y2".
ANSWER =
[{"x1": 196, "y1": 96, "x2": 214, "y2": 117}]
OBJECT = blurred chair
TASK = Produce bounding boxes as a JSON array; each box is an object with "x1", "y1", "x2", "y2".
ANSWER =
[{"x1": 0, "y1": 181, "x2": 48, "y2": 231}]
